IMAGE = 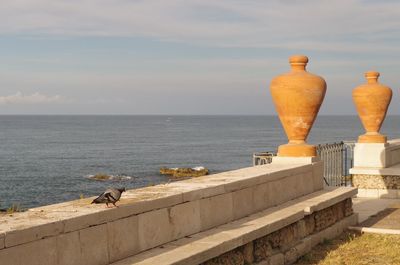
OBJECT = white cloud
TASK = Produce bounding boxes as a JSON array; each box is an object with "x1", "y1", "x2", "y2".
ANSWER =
[
  {"x1": 0, "y1": 92, "x2": 64, "y2": 104},
  {"x1": 0, "y1": 1, "x2": 399, "y2": 52}
]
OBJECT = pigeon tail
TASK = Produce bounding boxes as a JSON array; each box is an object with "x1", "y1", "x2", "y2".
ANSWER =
[{"x1": 91, "y1": 197, "x2": 104, "y2": 204}]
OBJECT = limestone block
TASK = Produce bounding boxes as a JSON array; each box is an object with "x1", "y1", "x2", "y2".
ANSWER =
[
  {"x1": 107, "y1": 215, "x2": 139, "y2": 263},
  {"x1": 5, "y1": 220, "x2": 63, "y2": 247},
  {"x1": 281, "y1": 175, "x2": 298, "y2": 202},
  {"x1": 353, "y1": 143, "x2": 389, "y2": 168},
  {"x1": 269, "y1": 222, "x2": 300, "y2": 251},
  {"x1": 284, "y1": 247, "x2": 298, "y2": 265},
  {"x1": 254, "y1": 235, "x2": 273, "y2": 262},
  {"x1": 0, "y1": 244, "x2": 21, "y2": 265},
  {"x1": 297, "y1": 219, "x2": 307, "y2": 239},
  {"x1": 223, "y1": 176, "x2": 262, "y2": 193},
  {"x1": 200, "y1": 193, "x2": 233, "y2": 230},
  {"x1": 63, "y1": 211, "x2": 108, "y2": 233},
  {"x1": 312, "y1": 161, "x2": 324, "y2": 191},
  {"x1": 357, "y1": 188, "x2": 380, "y2": 198},
  {"x1": 79, "y1": 224, "x2": 109, "y2": 265},
  {"x1": 295, "y1": 238, "x2": 311, "y2": 258},
  {"x1": 187, "y1": 232, "x2": 243, "y2": 264},
  {"x1": 176, "y1": 182, "x2": 225, "y2": 202},
  {"x1": 202, "y1": 248, "x2": 244, "y2": 265},
  {"x1": 269, "y1": 179, "x2": 285, "y2": 205},
  {"x1": 304, "y1": 214, "x2": 315, "y2": 236},
  {"x1": 305, "y1": 187, "x2": 357, "y2": 213},
  {"x1": 0, "y1": 233, "x2": 4, "y2": 249},
  {"x1": 138, "y1": 208, "x2": 173, "y2": 251},
  {"x1": 0, "y1": 238, "x2": 56, "y2": 265},
  {"x1": 390, "y1": 147, "x2": 400, "y2": 165},
  {"x1": 309, "y1": 214, "x2": 357, "y2": 248},
  {"x1": 107, "y1": 191, "x2": 183, "y2": 221},
  {"x1": 379, "y1": 189, "x2": 398, "y2": 198},
  {"x1": 169, "y1": 200, "x2": 201, "y2": 239},
  {"x1": 253, "y1": 182, "x2": 272, "y2": 212},
  {"x1": 268, "y1": 253, "x2": 284, "y2": 265},
  {"x1": 223, "y1": 164, "x2": 312, "y2": 193},
  {"x1": 291, "y1": 172, "x2": 313, "y2": 197},
  {"x1": 272, "y1": 156, "x2": 319, "y2": 164},
  {"x1": 232, "y1": 187, "x2": 254, "y2": 219},
  {"x1": 241, "y1": 242, "x2": 254, "y2": 264},
  {"x1": 300, "y1": 172, "x2": 314, "y2": 196},
  {"x1": 56, "y1": 231, "x2": 82, "y2": 265}
]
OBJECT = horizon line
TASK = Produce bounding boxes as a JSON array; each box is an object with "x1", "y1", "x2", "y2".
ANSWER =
[{"x1": 1, "y1": 114, "x2": 399, "y2": 117}]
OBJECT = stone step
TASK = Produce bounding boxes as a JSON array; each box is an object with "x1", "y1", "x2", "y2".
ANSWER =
[{"x1": 111, "y1": 187, "x2": 357, "y2": 265}]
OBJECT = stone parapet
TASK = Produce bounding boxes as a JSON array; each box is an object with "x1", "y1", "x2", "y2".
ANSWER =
[
  {"x1": 112, "y1": 187, "x2": 357, "y2": 265},
  {"x1": 0, "y1": 162, "x2": 324, "y2": 265}
]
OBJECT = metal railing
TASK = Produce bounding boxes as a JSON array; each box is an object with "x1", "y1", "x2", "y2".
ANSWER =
[
  {"x1": 253, "y1": 141, "x2": 355, "y2": 187},
  {"x1": 252, "y1": 152, "x2": 275, "y2": 166},
  {"x1": 316, "y1": 141, "x2": 355, "y2": 186}
]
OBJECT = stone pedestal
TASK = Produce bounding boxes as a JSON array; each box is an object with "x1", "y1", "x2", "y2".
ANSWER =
[
  {"x1": 353, "y1": 143, "x2": 389, "y2": 168},
  {"x1": 350, "y1": 139, "x2": 400, "y2": 198}
]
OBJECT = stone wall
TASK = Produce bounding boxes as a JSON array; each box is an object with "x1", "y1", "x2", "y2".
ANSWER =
[
  {"x1": 353, "y1": 174, "x2": 400, "y2": 189},
  {"x1": 0, "y1": 162, "x2": 324, "y2": 265},
  {"x1": 353, "y1": 174, "x2": 400, "y2": 198},
  {"x1": 201, "y1": 199, "x2": 353, "y2": 265}
]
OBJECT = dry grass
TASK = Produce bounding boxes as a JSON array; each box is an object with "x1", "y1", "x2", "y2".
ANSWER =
[{"x1": 295, "y1": 231, "x2": 400, "y2": 265}]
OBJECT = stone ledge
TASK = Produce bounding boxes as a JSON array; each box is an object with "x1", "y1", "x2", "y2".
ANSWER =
[
  {"x1": 356, "y1": 188, "x2": 400, "y2": 199},
  {"x1": 350, "y1": 164, "x2": 400, "y2": 176},
  {"x1": 348, "y1": 226, "x2": 400, "y2": 235},
  {"x1": 111, "y1": 187, "x2": 356, "y2": 265}
]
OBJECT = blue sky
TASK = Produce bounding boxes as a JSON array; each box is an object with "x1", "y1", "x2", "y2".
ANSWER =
[{"x1": 0, "y1": 0, "x2": 399, "y2": 115}]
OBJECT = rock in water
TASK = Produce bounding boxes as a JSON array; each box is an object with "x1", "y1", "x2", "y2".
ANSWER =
[
  {"x1": 91, "y1": 187, "x2": 126, "y2": 207},
  {"x1": 160, "y1": 167, "x2": 209, "y2": 178}
]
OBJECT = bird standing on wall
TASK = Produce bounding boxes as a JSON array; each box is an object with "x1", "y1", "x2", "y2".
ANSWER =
[{"x1": 91, "y1": 187, "x2": 126, "y2": 207}]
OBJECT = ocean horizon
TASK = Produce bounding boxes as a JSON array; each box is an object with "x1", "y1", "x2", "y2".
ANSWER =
[{"x1": 1, "y1": 115, "x2": 399, "y2": 209}]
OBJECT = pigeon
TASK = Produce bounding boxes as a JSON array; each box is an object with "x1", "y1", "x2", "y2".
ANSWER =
[{"x1": 91, "y1": 187, "x2": 126, "y2": 207}]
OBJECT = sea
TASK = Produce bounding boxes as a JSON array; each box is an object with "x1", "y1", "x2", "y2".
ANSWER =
[{"x1": 1, "y1": 115, "x2": 399, "y2": 210}]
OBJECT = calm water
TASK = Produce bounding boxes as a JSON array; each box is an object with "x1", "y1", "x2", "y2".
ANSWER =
[{"x1": 1, "y1": 115, "x2": 399, "y2": 209}]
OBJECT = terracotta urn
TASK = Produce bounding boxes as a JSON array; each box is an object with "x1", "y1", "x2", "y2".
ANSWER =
[
  {"x1": 352, "y1": 71, "x2": 392, "y2": 143},
  {"x1": 270, "y1": 55, "x2": 327, "y2": 157}
]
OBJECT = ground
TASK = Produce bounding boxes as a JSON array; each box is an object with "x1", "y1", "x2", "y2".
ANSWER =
[{"x1": 295, "y1": 231, "x2": 400, "y2": 265}]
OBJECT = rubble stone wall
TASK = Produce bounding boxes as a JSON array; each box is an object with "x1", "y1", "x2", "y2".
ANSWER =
[
  {"x1": 353, "y1": 174, "x2": 400, "y2": 189},
  {"x1": 201, "y1": 199, "x2": 353, "y2": 265}
]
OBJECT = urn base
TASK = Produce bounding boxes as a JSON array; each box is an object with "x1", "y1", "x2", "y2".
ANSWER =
[
  {"x1": 358, "y1": 133, "x2": 387, "y2": 143},
  {"x1": 277, "y1": 143, "x2": 316, "y2": 157}
]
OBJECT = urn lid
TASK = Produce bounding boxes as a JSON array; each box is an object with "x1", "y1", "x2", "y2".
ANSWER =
[
  {"x1": 289, "y1": 55, "x2": 308, "y2": 70},
  {"x1": 365, "y1": 71, "x2": 380, "y2": 83}
]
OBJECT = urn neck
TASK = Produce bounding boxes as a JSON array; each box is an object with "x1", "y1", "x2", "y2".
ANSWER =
[
  {"x1": 365, "y1": 71, "x2": 380, "y2": 84},
  {"x1": 290, "y1": 64, "x2": 306, "y2": 71}
]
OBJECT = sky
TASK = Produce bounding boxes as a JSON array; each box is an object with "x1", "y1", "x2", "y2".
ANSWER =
[{"x1": 0, "y1": 0, "x2": 399, "y2": 115}]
